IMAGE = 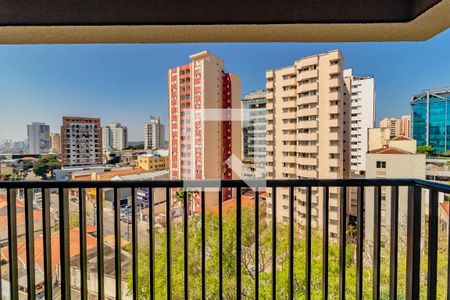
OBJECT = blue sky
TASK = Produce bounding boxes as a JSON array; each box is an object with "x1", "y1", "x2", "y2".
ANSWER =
[{"x1": 0, "y1": 29, "x2": 449, "y2": 141}]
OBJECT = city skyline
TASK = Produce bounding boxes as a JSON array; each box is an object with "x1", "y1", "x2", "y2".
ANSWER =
[{"x1": 1, "y1": 29, "x2": 449, "y2": 141}]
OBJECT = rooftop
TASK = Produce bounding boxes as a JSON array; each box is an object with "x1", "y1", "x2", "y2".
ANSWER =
[{"x1": 368, "y1": 147, "x2": 414, "y2": 155}]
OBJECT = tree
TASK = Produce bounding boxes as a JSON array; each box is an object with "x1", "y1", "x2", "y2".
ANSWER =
[
  {"x1": 32, "y1": 155, "x2": 61, "y2": 179},
  {"x1": 125, "y1": 144, "x2": 145, "y2": 150},
  {"x1": 175, "y1": 189, "x2": 196, "y2": 215},
  {"x1": 69, "y1": 211, "x2": 80, "y2": 229},
  {"x1": 417, "y1": 145, "x2": 435, "y2": 156},
  {"x1": 127, "y1": 206, "x2": 449, "y2": 299}
]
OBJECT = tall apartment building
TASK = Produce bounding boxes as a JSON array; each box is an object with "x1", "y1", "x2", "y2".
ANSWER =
[
  {"x1": 343, "y1": 69, "x2": 376, "y2": 175},
  {"x1": 380, "y1": 117, "x2": 401, "y2": 138},
  {"x1": 411, "y1": 87, "x2": 450, "y2": 153},
  {"x1": 169, "y1": 51, "x2": 241, "y2": 201},
  {"x1": 242, "y1": 90, "x2": 266, "y2": 179},
  {"x1": 27, "y1": 122, "x2": 50, "y2": 154},
  {"x1": 61, "y1": 117, "x2": 102, "y2": 167},
  {"x1": 265, "y1": 49, "x2": 351, "y2": 237},
  {"x1": 144, "y1": 116, "x2": 165, "y2": 150},
  {"x1": 49, "y1": 133, "x2": 61, "y2": 154},
  {"x1": 400, "y1": 115, "x2": 411, "y2": 137},
  {"x1": 102, "y1": 122, "x2": 128, "y2": 151}
]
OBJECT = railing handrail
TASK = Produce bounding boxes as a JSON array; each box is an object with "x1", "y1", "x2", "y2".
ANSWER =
[
  {"x1": 413, "y1": 178, "x2": 450, "y2": 193},
  {"x1": 1, "y1": 177, "x2": 450, "y2": 300},
  {"x1": 0, "y1": 178, "x2": 418, "y2": 189}
]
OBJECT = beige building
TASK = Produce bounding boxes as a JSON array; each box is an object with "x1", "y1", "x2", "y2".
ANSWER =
[
  {"x1": 368, "y1": 127, "x2": 391, "y2": 151},
  {"x1": 365, "y1": 137, "x2": 425, "y2": 241},
  {"x1": 380, "y1": 117, "x2": 401, "y2": 138},
  {"x1": 138, "y1": 154, "x2": 169, "y2": 172},
  {"x1": 265, "y1": 49, "x2": 351, "y2": 237},
  {"x1": 50, "y1": 132, "x2": 61, "y2": 154},
  {"x1": 368, "y1": 128, "x2": 415, "y2": 152},
  {"x1": 169, "y1": 51, "x2": 242, "y2": 202},
  {"x1": 400, "y1": 115, "x2": 411, "y2": 137}
]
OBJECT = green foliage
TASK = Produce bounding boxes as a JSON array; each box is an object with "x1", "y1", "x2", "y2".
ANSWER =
[
  {"x1": 441, "y1": 150, "x2": 450, "y2": 157},
  {"x1": 125, "y1": 145, "x2": 145, "y2": 150},
  {"x1": 127, "y1": 208, "x2": 449, "y2": 299},
  {"x1": 417, "y1": 145, "x2": 435, "y2": 155},
  {"x1": 32, "y1": 155, "x2": 60, "y2": 178},
  {"x1": 69, "y1": 211, "x2": 80, "y2": 229}
]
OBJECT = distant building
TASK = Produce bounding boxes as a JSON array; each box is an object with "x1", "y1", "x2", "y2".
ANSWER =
[
  {"x1": 411, "y1": 87, "x2": 450, "y2": 153},
  {"x1": 61, "y1": 116, "x2": 102, "y2": 167},
  {"x1": 368, "y1": 127, "x2": 394, "y2": 151},
  {"x1": 343, "y1": 69, "x2": 376, "y2": 175},
  {"x1": 400, "y1": 115, "x2": 411, "y2": 137},
  {"x1": 242, "y1": 90, "x2": 266, "y2": 179},
  {"x1": 27, "y1": 122, "x2": 50, "y2": 154},
  {"x1": 144, "y1": 116, "x2": 165, "y2": 150},
  {"x1": 168, "y1": 51, "x2": 242, "y2": 202},
  {"x1": 102, "y1": 122, "x2": 128, "y2": 151},
  {"x1": 380, "y1": 117, "x2": 401, "y2": 139},
  {"x1": 49, "y1": 133, "x2": 61, "y2": 154},
  {"x1": 426, "y1": 158, "x2": 450, "y2": 183},
  {"x1": 137, "y1": 154, "x2": 169, "y2": 172},
  {"x1": 365, "y1": 136, "x2": 425, "y2": 240}
]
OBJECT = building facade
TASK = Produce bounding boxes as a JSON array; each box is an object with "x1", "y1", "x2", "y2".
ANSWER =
[
  {"x1": 49, "y1": 133, "x2": 61, "y2": 154},
  {"x1": 138, "y1": 154, "x2": 169, "y2": 172},
  {"x1": 102, "y1": 122, "x2": 128, "y2": 151},
  {"x1": 368, "y1": 127, "x2": 391, "y2": 151},
  {"x1": 168, "y1": 51, "x2": 242, "y2": 201},
  {"x1": 400, "y1": 115, "x2": 411, "y2": 137},
  {"x1": 144, "y1": 116, "x2": 165, "y2": 150},
  {"x1": 265, "y1": 49, "x2": 351, "y2": 237},
  {"x1": 242, "y1": 90, "x2": 266, "y2": 179},
  {"x1": 27, "y1": 122, "x2": 50, "y2": 154},
  {"x1": 380, "y1": 117, "x2": 401, "y2": 138},
  {"x1": 343, "y1": 69, "x2": 376, "y2": 175},
  {"x1": 61, "y1": 117, "x2": 102, "y2": 167},
  {"x1": 365, "y1": 137, "x2": 426, "y2": 241},
  {"x1": 411, "y1": 87, "x2": 450, "y2": 153}
]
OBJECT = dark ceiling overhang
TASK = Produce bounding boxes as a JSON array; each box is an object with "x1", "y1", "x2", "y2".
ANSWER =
[
  {"x1": 0, "y1": 0, "x2": 442, "y2": 25},
  {"x1": 0, "y1": 0, "x2": 448, "y2": 43}
]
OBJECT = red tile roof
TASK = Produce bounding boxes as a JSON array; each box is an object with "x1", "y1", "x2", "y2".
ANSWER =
[
  {"x1": 441, "y1": 202, "x2": 450, "y2": 217},
  {"x1": 209, "y1": 194, "x2": 256, "y2": 216},
  {"x1": 2, "y1": 228, "x2": 97, "y2": 274},
  {"x1": 391, "y1": 136, "x2": 413, "y2": 141},
  {"x1": 20, "y1": 157, "x2": 36, "y2": 161},
  {"x1": 368, "y1": 147, "x2": 413, "y2": 155}
]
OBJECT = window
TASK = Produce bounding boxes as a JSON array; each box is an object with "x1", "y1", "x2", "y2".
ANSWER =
[{"x1": 376, "y1": 161, "x2": 386, "y2": 169}]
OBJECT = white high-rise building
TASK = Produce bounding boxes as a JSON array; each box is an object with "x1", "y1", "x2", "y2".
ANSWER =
[
  {"x1": 343, "y1": 69, "x2": 376, "y2": 175},
  {"x1": 144, "y1": 116, "x2": 165, "y2": 150},
  {"x1": 27, "y1": 122, "x2": 50, "y2": 154},
  {"x1": 102, "y1": 122, "x2": 128, "y2": 151}
]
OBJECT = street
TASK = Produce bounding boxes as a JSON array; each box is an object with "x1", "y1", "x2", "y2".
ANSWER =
[{"x1": 50, "y1": 193, "x2": 151, "y2": 245}]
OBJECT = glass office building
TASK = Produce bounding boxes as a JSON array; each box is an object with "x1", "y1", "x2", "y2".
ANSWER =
[{"x1": 411, "y1": 87, "x2": 450, "y2": 153}]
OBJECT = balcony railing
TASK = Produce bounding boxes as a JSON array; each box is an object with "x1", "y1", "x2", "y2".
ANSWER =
[{"x1": 0, "y1": 179, "x2": 449, "y2": 299}]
